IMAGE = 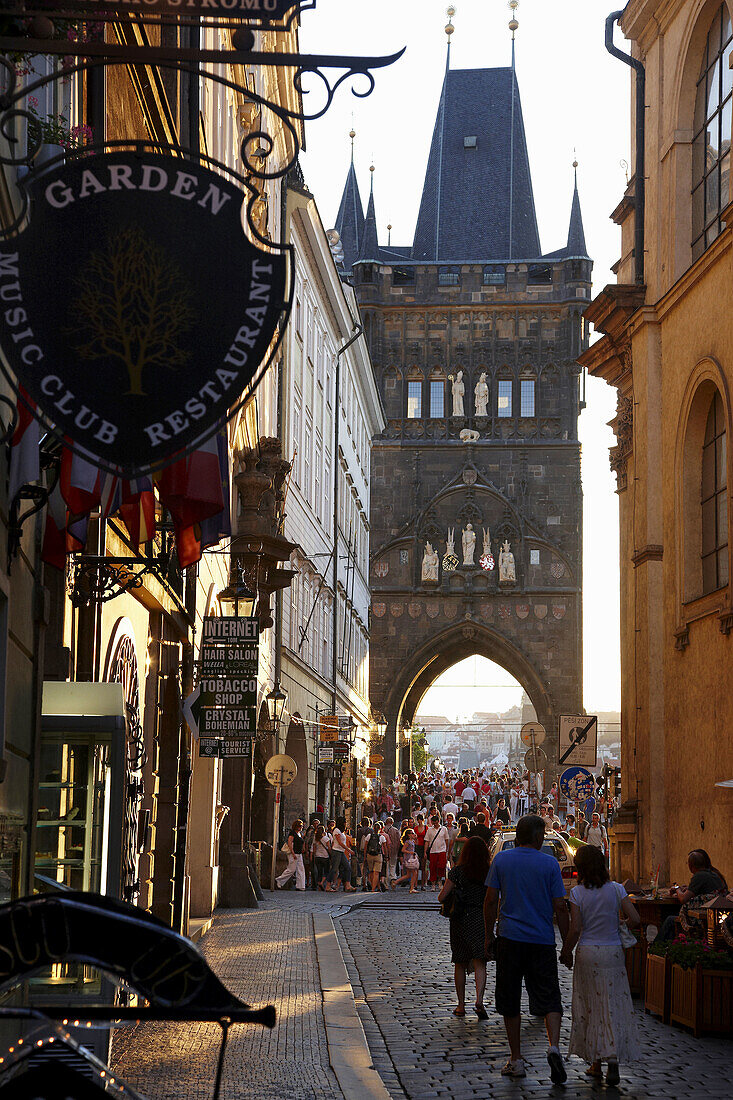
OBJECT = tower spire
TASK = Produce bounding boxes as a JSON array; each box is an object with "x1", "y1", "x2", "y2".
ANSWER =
[
  {"x1": 566, "y1": 156, "x2": 588, "y2": 256},
  {"x1": 508, "y1": 1, "x2": 519, "y2": 261},
  {"x1": 334, "y1": 132, "x2": 366, "y2": 274},
  {"x1": 445, "y1": 5, "x2": 455, "y2": 70},
  {"x1": 359, "y1": 164, "x2": 380, "y2": 262}
]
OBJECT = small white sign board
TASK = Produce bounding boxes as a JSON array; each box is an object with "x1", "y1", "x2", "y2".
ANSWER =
[{"x1": 558, "y1": 715, "x2": 598, "y2": 768}]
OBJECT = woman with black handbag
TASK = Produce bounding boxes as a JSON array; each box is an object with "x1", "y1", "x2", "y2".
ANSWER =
[{"x1": 438, "y1": 836, "x2": 491, "y2": 1018}]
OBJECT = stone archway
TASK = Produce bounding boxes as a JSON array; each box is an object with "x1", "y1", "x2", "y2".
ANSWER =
[{"x1": 379, "y1": 621, "x2": 557, "y2": 781}]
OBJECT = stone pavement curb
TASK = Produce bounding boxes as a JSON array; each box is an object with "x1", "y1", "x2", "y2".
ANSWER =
[{"x1": 313, "y1": 912, "x2": 391, "y2": 1100}]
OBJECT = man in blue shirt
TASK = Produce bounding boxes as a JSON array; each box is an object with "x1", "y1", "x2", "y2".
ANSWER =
[{"x1": 484, "y1": 814, "x2": 570, "y2": 1083}]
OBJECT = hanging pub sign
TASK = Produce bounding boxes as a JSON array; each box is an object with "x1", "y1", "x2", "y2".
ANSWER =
[{"x1": 0, "y1": 152, "x2": 288, "y2": 478}]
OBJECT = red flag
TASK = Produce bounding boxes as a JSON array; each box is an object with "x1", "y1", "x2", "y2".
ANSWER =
[
  {"x1": 41, "y1": 484, "x2": 68, "y2": 569},
  {"x1": 175, "y1": 524, "x2": 203, "y2": 569},
  {"x1": 157, "y1": 436, "x2": 223, "y2": 529}
]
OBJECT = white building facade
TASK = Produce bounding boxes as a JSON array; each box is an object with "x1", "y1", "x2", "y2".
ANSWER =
[{"x1": 278, "y1": 178, "x2": 384, "y2": 827}]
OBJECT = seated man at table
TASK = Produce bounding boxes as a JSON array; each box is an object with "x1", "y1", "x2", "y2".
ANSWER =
[{"x1": 659, "y1": 849, "x2": 728, "y2": 939}]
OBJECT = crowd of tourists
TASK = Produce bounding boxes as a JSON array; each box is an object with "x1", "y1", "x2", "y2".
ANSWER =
[{"x1": 273, "y1": 766, "x2": 664, "y2": 1086}]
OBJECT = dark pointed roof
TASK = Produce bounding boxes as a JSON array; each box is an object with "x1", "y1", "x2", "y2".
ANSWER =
[
  {"x1": 359, "y1": 176, "x2": 380, "y2": 262},
  {"x1": 412, "y1": 66, "x2": 541, "y2": 262},
  {"x1": 566, "y1": 173, "x2": 588, "y2": 257},
  {"x1": 335, "y1": 160, "x2": 365, "y2": 273}
]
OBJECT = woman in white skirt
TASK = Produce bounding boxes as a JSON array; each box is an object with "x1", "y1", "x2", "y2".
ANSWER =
[{"x1": 560, "y1": 844, "x2": 641, "y2": 1086}]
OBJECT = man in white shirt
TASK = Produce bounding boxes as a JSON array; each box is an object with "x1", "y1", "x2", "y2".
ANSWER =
[
  {"x1": 462, "y1": 783, "x2": 477, "y2": 811},
  {"x1": 585, "y1": 813, "x2": 608, "y2": 857},
  {"x1": 424, "y1": 814, "x2": 450, "y2": 889},
  {"x1": 443, "y1": 798, "x2": 459, "y2": 819}
]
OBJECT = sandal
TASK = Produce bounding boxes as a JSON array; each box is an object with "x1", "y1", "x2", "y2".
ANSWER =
[
  {"x1": 586, "y1": 1064, "x2": 603, "y2": 1079},
  {"x1": 474, "y1": 1004, "x2": 489, "y2": 1020},
  {"x1": 453, "y1": 1007, "x2": 466, "y2": 1017}
]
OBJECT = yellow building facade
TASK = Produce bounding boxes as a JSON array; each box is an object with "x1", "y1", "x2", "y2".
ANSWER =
[{"x1": 582, "y1": 0, "x2": 733, "y2": 886}]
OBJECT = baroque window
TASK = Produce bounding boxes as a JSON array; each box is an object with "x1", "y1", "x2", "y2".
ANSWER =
[
  {"x1": 701, "y1": 389, "x2": 729, "y2": 592},
  {"x1": 692, "y1": 4, "x2": 733, "y2": 261}
]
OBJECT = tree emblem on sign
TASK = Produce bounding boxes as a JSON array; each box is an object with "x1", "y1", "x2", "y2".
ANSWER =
[{"x1": 70, "y1": 226, "x2": 195, "y2": 396}]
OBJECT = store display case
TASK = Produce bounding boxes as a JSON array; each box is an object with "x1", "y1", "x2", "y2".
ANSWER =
[
  {"x1": 28, "y1": 684, "x2": 128, "y2": 1017},
  {"x1": 36, "y1": 683, "x2": 127, "y2": 897}
]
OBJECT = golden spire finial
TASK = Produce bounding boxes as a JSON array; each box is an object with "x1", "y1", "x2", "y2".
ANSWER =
[
  {"x1": 446, "y1": 6, "x2": 456, "y2": 40},
  {"x1": 509, "y1": 0, "x2": 519, "y2": 37}
]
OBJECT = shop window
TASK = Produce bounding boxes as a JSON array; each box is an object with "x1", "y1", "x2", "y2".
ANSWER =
[
  {"x1": 407, "y1": 381, "x2": 422, "y2": 419},
  {"x1": 692, "y1": 4, "x2": 733, "y2": 261},
  {"x1": 701, "y1": 389, "x2": 729, "y2": 592}
]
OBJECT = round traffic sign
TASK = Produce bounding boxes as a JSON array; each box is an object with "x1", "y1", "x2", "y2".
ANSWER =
[
  {"x1": 265, "y1": 754, "x2": 297, "y2": 787},
  {"x1": 521, "y1": 722, "x2": 546, "y2": 747},
  {"x1": 559, "y1": 766, "x2": 595, "y2": 802},
  {"x1": 525, "y1": 747, "x2": 548, "y2": 772}
]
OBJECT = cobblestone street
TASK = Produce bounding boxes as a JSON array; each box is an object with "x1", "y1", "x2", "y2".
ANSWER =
[
  {"x1": 338, "y1": 893, "x2": 733, "y2": 1100},
  {"x1": 109, "y1": 892, "x2": 733, "y2": 1100}
]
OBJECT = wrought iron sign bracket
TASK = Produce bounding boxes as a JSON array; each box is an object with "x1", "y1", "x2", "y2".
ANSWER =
[{"x1": 67, "y1": 520, "x2": 182, "y2": 606}]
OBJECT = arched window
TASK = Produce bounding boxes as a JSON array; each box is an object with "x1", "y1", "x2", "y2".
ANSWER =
[
  {"x1": 701, "y1": 389, "x2": 729, "y2": 592},
  {"x1": 692, "y1": 4, "x2": 733, "y2": 261}
]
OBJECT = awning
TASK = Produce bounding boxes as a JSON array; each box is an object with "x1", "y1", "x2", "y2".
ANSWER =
[{"x1": 42, "y1": 681, "x2": 127, "y2": 738}]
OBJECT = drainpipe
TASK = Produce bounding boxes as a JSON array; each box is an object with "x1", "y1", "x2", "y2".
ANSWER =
[
  {"x1": 331, "y1": 320, "x2": 364, "y2": 714},
  {"x1": 606, "y1": 10, "x2": 646, "y2": 286}
]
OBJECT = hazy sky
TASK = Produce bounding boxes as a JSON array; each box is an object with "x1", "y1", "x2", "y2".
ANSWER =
[{"x1": 300, "y1": 0, "x2": 629, "y2": 713}]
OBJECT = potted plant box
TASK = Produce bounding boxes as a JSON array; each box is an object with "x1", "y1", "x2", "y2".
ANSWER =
[
  {"x1": 644, "y1": 950, "x2": 670, "y2": 1022},
  {"x1": 670, "y1": 960, "x2": 733, "y2": 1038}
]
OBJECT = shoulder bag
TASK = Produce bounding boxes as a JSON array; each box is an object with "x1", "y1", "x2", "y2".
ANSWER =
[
  {"x1": 614, "y1": 882, "x2": 637, "y2": 949},
  {"x1": 440, "y1": 872, "x2": 466, "y2": 920}
]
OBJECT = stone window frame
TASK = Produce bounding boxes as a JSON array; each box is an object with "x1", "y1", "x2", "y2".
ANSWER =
[
  {"x1": 407, "y1": 376, "x2": 423, "y2": 419},
  {"x1": 674, "y1": 359, "x2": 732, "y2": 640},
  {"x1": 701, "y1": 388, "x2": 729, "y2": 591},
  {"x1": 429, "y1": 373, "x2": 446, "y2": 419},
  {"x1": 691, "y1": 2, "x2": 733, "y2": 261},
  {"x1": 519, "y1": 367, "x2": 537, "y2": 418}
]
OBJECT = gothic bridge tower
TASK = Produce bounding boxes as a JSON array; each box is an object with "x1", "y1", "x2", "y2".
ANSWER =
[{"x1": 336, "y1": 36, "x2": 591, "y2": 780}]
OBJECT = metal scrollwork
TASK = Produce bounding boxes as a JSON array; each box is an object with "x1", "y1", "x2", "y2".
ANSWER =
[{"x1": 108, "y1": 633, "x2": 145, "y2": 904}]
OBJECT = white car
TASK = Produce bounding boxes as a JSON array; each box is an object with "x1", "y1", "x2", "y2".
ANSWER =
[{"x1": 488, "y1": 829, "x2": 578, "y2": 896}]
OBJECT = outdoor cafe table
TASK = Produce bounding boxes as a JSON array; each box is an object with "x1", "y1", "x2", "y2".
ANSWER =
[{"x1": 630, "y1": 895, "x2": 681, "y2": 936}]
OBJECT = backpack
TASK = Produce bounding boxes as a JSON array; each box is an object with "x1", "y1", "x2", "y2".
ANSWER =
[{"x1": 366, "y1": 830, "x2": 381, "y2": 856}]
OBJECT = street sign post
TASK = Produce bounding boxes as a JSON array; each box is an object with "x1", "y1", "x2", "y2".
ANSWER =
[
  {"x1": 265, "y1": 754, "x2": 297, "y2": 892},
  {"x1": 524, "y1": 747, "x2": 548, "y2": 773},
  {"x1": 559, "y1": 766, "x2": 595, "y2": 805},
  {"x1": 558, "y1": 715, "x2": 598, "y2": 767},
  {"x1": 521, "y1": 722, "x2": 546, "y2": 800},
  {"x1": 520, "y1": 722, "x2": 546, "y2": 747}
]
